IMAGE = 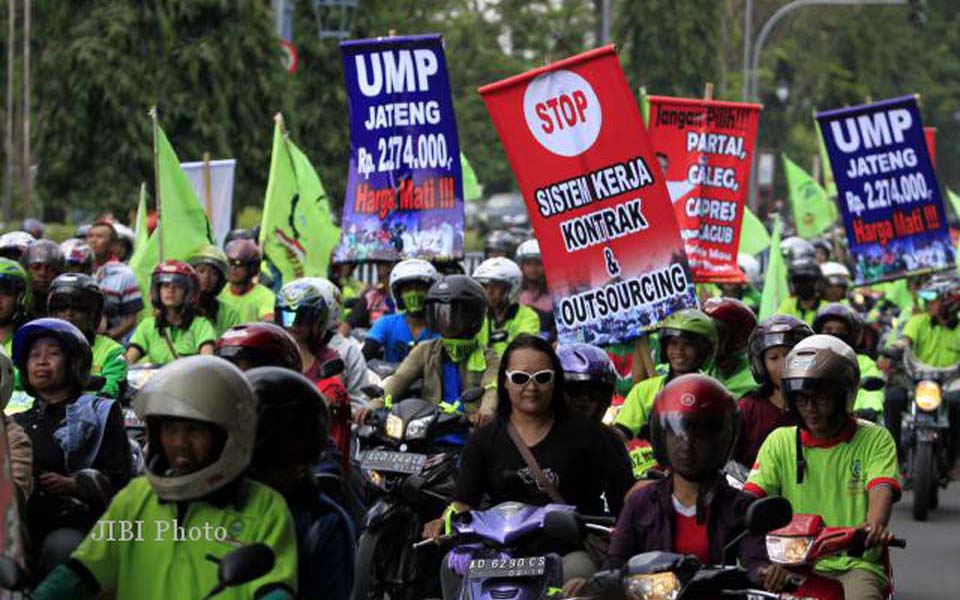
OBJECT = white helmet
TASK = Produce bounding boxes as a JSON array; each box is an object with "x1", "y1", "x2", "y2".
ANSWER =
[
  {"x1": 820, "y1": 261, "x2": 851, "y2": 287},
  {"x1": 0, "y1": 231, "x2": 33, "y2": 258},
  {"x1": 737, "y1": 253, "x2": 761, "y2": 288},
  {"x1": 473, "y1": 257, "x2": 522, "y2": 303},
  {"x1": 135, "y1": 356, "x2": 257, "y2": 501},
  {"x1": 276, "y1": 277, "x2": 341, "y2": 336},
  {"x1": 515, "y1": 239, "x2": 541, "y2": 262},
  {"x1": 389, "y1": 259, "x2": 439, "y2": 311}
]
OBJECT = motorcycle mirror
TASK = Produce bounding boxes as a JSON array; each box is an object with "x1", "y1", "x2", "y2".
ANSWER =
[
  {"x1": 0, "y1": 556, "x2": 29, "y2": 591},
  {"x1": 362, "y1": 385, "x2": 385, "y2": 399},
  {"x1": 543, "y1": 511, "x2": 582, "y2": 547},
  {"x1": 745, "y1": 496, "x2": 793, "y2": 534},
  {"x1": 318, "y1": 358, "x2": 346, "y2": 379},
  {"x1": 459, "y1": 387, "x2": 484, "y2": 405},
  {"x1": 204, "y1": 544, "x2": 275, "y2": 599},
  {"x1": 861, "y1": 376, "x2": 884, "y2": 392}
]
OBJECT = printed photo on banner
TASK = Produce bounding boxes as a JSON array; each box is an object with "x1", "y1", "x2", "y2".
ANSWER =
[
  {"x1": 646, "y1": 96, "x2": 762, "y2": 283},
  {"x1": 817, "y1": 95, "x2": 954, "y2": 285},
  {"x1": 480, "y1": 46, "x2": 697, "y2": 347},
  {"x1": 335, "y1": 34, "x2": 465, "y2": 262}
]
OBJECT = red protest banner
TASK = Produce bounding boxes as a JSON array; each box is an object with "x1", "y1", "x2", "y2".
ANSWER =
[
  {"x1": 646, "y1": 96, "x2": 762, "y2": 283},
  {"x1": 925, "y1": 126, "x2": 937, "y2": 166},
  {"x1": 479, "y1": 46, "x2": 696, "y2": 346}
]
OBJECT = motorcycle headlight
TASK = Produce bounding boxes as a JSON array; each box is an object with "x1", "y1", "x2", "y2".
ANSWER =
[
  {"x1": 624, "y1": 572, "x2": 680, "y2": 600},
  {"x1": 385, "y1": 414, "x2": 404, "y2": 440},
  {"x1": 405, "y1": 415, "x2": 433, "y2": 440},
  {"x1": 915, "y1": 380, "x2": 942, "y2": 412},
  {"x1": 766, "y1": 534, "x2": 814, "y2": 565}
]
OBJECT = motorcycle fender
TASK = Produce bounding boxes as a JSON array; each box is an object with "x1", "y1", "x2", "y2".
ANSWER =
[{"x1": 364, "y1": 499, "x2": 408, "y2": 531}]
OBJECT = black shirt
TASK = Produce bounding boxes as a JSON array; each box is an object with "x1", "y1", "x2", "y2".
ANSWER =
[{"x1": 454, "y1": 414, "x2": 634, "y2": 517}]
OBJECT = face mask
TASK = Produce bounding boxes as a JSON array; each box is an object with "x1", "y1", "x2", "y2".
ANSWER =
[
  {"x1": 402, "y1": 290, "x2": 426, "y2": 314},
  {"x1": 442, "y1": 338, "x2": 476, "y2": 362}
]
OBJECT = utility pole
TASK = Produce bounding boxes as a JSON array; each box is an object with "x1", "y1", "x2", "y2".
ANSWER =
[
  {"x1": 21, "y1": 0, "x2": 30, "y2": 218},
  {"x1": 4, "y1": 0, "x2": 14, "y2": 222}
]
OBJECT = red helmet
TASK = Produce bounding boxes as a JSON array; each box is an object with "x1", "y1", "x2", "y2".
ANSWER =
[
  {"x1": 649, "y1": 374, "x2": 739, "y2": 482},
  {"x1": 225, "y1": 239, "x2": 262, "y2": 276},
  {"x1": 214, "y1": 322, "x2": 303, "y2": 372},
  {"x1": 703, "y1": 296, "x2": 757, "y2": 354},
  {"x1": 150, "y1": 260, "x2": 199, "y2": 308}
]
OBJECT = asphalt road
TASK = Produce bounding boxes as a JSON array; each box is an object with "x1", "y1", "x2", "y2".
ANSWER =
[{"x1": 889, "y1": 483, "x2": 960, "y2": 599}]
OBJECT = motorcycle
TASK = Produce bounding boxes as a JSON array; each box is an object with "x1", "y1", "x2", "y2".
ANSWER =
[
  {"x1": 351, "y1": 388, "x2": 477, "y2": 600},
  {"x1": 0, "y1": 542, "x2": 276, "y2": 599},
  {"x1": 124, "y1": 363, "x2": 161, "y2": 405},
  {"x1": 418, "y1": 502, "x2": 612, "y2": 600},
  {"x1": 884, "y1": 345, "x2": 956, "y2": 520}
]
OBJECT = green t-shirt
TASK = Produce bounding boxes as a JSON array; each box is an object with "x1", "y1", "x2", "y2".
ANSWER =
[
  {"x1": 69, "y1": 477, "x2": 297, "y2": 599},
  {"x1": 901, "y1": 313, "x2": 960, "y2": 367},
  {"x1": 212, "y1": 301, "x2": 243, "y2": 337},
  {"x1": 854, "y1": 354, "x2": 884, "y2": 413},
  {"x1": 714, "y1": 358, "x2": 759, "y2": 399},
  {"x1": 746, "y1": 422, "x2": 899, "y2": 581},
  {"x1": 776, "y1": 297, "x2": 823, "y2": 326},
  {"x1": 219, "y1": 284, "x2": 276, "y2": 324},
  {"x1": 91, "y1": 335, "x2": 127, "y2": 399},
  {"x1": 129, "y1": 316, "x2": 217, "y2": 364},
  {"x1": 614, "y1": 374, "x2": 667, "y2": 438},
  {"x1": 478, "y1": 304, "x2": 542, "y2": 356},
  {"x1": 875, "y1": 279, "x2": 915, "y2": 316}
]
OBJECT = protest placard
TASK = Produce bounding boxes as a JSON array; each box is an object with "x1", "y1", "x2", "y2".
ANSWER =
[
  {"x1": 646, "y1": 96, "x2": 762, "y2": 282},
  {"x1": 335, "y1": 34, "x2": 464, "y2": 262},
  {"x1": 480, "y1": 46, "x2": 697, "y2": 346},
  {"x1": 817, "y1": 95, "x2": 954, "y2": 284}
]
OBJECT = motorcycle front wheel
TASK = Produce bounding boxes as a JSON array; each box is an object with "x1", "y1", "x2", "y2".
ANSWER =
[{"x1": 912, "y1": 441, "x2": 935, "y2": 521}]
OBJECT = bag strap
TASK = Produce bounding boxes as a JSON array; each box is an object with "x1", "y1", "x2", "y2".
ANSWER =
[
  {"x1": 505, "y1": 421, "x2": 565, "y2": 504},
  {"x1": 160, "y1": 326, "x2": 180, "y2": 361}
]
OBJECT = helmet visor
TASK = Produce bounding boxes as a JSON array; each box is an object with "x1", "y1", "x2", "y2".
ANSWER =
[
  {"x1": 427, "y1": 300, "x2": 484, "y2": 339},
  {"x1": 660, "y1": 412, "x2": 728, "y2": 441}
]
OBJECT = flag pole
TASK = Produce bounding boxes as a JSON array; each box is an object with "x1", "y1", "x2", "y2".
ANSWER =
[
  {"x1": 202, "y1": 151, "x2": 213, "y2": 220},
  {"x1": 274, "y1": 113, "x2": 301, "y2": 185},
  {"x1": 149, "y1": 106, "x2": 163, "y2": 262}
]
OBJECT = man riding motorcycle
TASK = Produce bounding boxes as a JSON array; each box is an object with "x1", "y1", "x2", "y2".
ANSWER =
[
  {"x1": 0, "y1": 257, "x2": 31, "y2": 354},
  {"x1": 778, "y1": 258, "x2": 825, "y2": 325},
  {"x1": 359, "y1": 275, "x2": 499, "y2": 426},
  {"x1": 362, "y1": 258, "x2": 439, "y2": 363},
  {"x1": 214, "y1": 322, "x2": 303, "y2": 372},
  {"x1": 813, "y1": 302, "x2": 884, "y2": 421},
  {"x1": 22, "y1": 239, "x2": 64, "y2": 319},
  {"x1": 47, "y1": 274, "x2": 127, "y2": 399},
  {"x1": 821, "y1": 261, "x2": 852, "y2": 303},
  {"x1": 473, "y1": 256, "x2": 541, "y2": 356},
  {"x1": 745, "y1": 335, "x2": 900, "y2": 599},
  {"x1": 703, "y1": 297, "x2": 759, "y2": 399},
  {"x1": 220, "y1": 239, "x2": 275, "y2": 323},
  {"x1": 31, "y1": 356, "x2": 298, "y2": 599}
]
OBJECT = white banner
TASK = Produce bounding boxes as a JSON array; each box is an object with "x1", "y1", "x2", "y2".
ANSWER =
[{"x1": 181, "y1": 159, "x2": 236, "y2": 247}]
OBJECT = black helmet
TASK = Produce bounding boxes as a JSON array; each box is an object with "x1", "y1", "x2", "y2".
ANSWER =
[
  {"x1": 425, "y1": 275, "x2": 487, "y2": 340},
  {"x1": 812, "y1": 302, "x2": 864, "y2": 348},
  {"x1": 22, "y1": 239, "x2": 65, "y2": 272},
  {"x1": 246, "y1": 367, "x2": 329, "y2": 468},
  {"x1": 12, "y1": 318, "x2": 92, "y2": 397},
  {"x1": 787, "y1": 258, "x2": 822, "y2": 300},
  {"x1": 484, "y1": 230, "x2": 519, "y2": 259},
  {"x1": 47, "y1": 274, "x2": 105, "y2": 341},
  {"x1": 748, "y1": 315, "x2": 813, "y2": 386}
]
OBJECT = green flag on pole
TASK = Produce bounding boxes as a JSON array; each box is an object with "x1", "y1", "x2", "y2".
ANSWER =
[
  {"x1": 814, "y1": 115, "x2": 837, "y2": 198},
  {"x1": 259, "y1": 114, "x2": 340, "y2": 286},
  {"x1": 783, "y1": 153, "x2": 837, "y2": 239},
  {"x1": 461, "y1": 153, "x2": 482, "y2": 202},
  {"x1": 639, "y1": 86, "x2": 650, "y2": 128},
  {"x1": 130, "y1": 112, "x2": 214, "y2": 298},
  {"x1": 946, "y1": 188, "x2": 960, "y2": 222},
  {"x1": 738, "y1": 206, "x2": 771, "y2": 255},
  {"x1": 759, "y1": 215, "x2": 788, "y2": 320}
]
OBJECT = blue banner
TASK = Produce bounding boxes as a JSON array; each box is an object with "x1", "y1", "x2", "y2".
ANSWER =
[
  {"x1": 817, "y1": 95, "x2": 954, "y2": 284},
  {"x1": 336, "y1": 34, "x2": 465, "y2": 262}
]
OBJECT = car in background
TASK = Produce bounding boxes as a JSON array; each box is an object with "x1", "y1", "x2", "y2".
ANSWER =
[{"x1": 478, "y1": 192, "x2": 529, "y2": 235}]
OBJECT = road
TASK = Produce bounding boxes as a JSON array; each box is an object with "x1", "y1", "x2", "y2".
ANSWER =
[{"x1": 890, "y1": 483, "x2": 960, "y2": 599}]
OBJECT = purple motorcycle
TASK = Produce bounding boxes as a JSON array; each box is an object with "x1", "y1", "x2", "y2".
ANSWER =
[{"x1": 417, "y1": 502, "x2": 613, "y2": 600}]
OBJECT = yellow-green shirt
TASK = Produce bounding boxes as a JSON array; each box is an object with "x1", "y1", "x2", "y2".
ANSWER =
[
  {"x1": 219, "y1": 284, "x2": 275, "y2": 324},
  {"x1": 901, "y1": 313, "x2": 960, "y2": 367},
  {"x1": 478, "y1": 304, "x2": 541, "y2": 356},
  {"x1": 129, "y1": 316, "x2": 217, "y2": 364},
  {"x1": 614, "y1": 374, "x2": 667, "y2": 438}
]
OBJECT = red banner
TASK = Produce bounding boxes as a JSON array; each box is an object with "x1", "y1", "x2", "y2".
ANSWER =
[
  {"x1": 925, "y1": 126, "x2": 937, "y2": 166},
  {"x1": 646, "y1": 96, "x2": 762, "y2": 283},
  {"x1": 479, "y1": 46, "x2": 696, "y2": 346}
]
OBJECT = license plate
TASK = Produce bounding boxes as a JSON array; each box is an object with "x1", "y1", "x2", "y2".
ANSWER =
[
  {"x1": 468, "y1": 556, "x2": 546, "y2": 578},
  {"x1": 361, "y1": 450, "x2": 426, "y2": 474}
]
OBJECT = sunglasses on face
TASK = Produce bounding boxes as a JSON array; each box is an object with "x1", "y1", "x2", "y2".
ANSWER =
[{"x1": 505, "y1": 369, "x2": 555, "y2": 386}]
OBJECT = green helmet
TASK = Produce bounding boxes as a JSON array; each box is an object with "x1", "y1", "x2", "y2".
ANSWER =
[
  {"x1": 189, "y1": 244, "x2": 229, "y2": 295},
  {"x1": 0, "y1": 258, "x2": 30, "y2": 321},
  {"x1": 658, "y1": 308, "x2": 719, "y2": 370}
]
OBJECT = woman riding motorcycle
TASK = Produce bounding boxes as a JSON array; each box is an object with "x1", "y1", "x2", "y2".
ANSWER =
[
  {"x1": 189, "y1": 244, "x2": 242, "y2": 336},
  {"x1": 12, "y1": 319, "x2": 131, "y2": 570},
  {"x1": 703, "y1": 296, "x2": 759, "y2": 399},
  {"x1": 124, "y1": 261, "x2": 216, "y2": 364}
]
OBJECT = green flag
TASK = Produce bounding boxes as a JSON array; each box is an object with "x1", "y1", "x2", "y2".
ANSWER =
[
  {"x1": 130, "y1": 115, "x2": 214, "y2": 299},
  {"x1": 947, "y1": 188, "x2": 960, "y2": 222},
  {"x1": 639, "y1": 86, "x2": 650, "y2": 128},
  {"x1": 738, "y1": 206, "x2": 770, "y2": 255},
  {"x1": 783, "y1": 153, "x2": 837, "y2": 239},
  {"x1": 814, "y1": 115, "x2": 837, "y2": 198},
  {"x1": 461, "y1": 153, "x2": 482, "y2": 202},
  {"x1": 259, "y1": 115, "x2": 340, "y2": 285},
  {"x1": 759, "y1": 215, "x2": 788, "y2": 320}
]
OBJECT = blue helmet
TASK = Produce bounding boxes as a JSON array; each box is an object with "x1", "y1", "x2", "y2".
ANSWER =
[
  {"x1": 13, "y1": 318, "x2": 92, "y2": 397},
  {"x1": 557, "y1": 343, "x2": 617, "y2": 388}
]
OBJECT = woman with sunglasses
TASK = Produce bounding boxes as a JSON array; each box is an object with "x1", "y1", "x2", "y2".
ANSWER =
[{"x1": 429, "y1": 334, "x2": 634, "y2": 599}]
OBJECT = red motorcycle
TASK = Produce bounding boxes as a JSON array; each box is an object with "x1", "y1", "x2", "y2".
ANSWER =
[{"x1": 764, "y1": 514, "x2": 906, "y2": 599}]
